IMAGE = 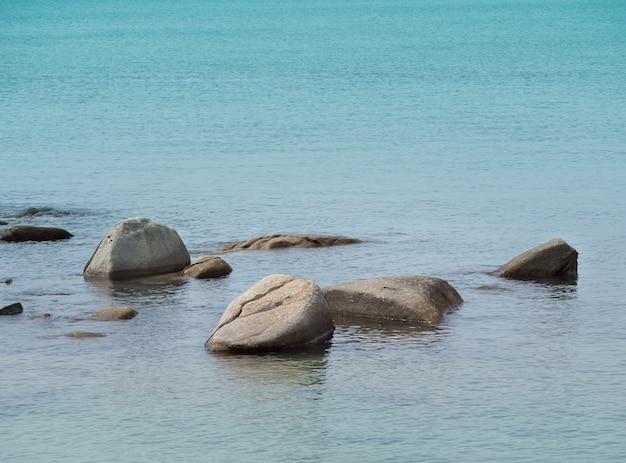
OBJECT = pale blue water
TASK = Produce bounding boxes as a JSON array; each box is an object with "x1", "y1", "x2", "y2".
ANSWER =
[{"x1": 2, "y1": 0, "x2": 626, "y2": 461}]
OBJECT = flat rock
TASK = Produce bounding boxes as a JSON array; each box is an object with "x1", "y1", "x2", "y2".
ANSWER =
[
  {"x1": 205, "y1": 274, "x2": 335, "y2": 353},
  {"x1": 0, "y1": 302, "x2": 23, "y2": 315},
  {"x1": 219, "y1": 233, "x2": 362, "y2": 252},
  {"x1": 91, "y1": 307, "x2": 137, "y2": 320},
  {"x1": 83, "y1": 217, "x2": 190, "y2": 280},
  {"x1": 0, "y1": 225, "x2": 73, "y2": 242},
  {"x1": 322, "y1": 276, "x2": 463, "y2": 325},
  {"x1": 5, "y1": 207, "x2": 69, "y2": 218},
  {"x1": 65, "y1": 331, "x2": 106, "y2": 338},
  {"x1": 183, "y1": 256, "x2": 232, "y2": 279},
  {"x1": 494, "y1": 238, "x2": 578, "y2": 280}
]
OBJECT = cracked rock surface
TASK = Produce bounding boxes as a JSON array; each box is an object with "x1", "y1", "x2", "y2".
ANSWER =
[{"x1": 205, "y1": 274, "x2": 335, "y2": 353}]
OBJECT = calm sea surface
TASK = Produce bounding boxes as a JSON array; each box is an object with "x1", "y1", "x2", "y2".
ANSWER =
[{"x1": 2, "y1": 0, "x2": 626, "y2": 461}]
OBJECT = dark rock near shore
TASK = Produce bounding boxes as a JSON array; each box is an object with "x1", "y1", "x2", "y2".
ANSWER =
[
  {"x1": 0, "y1": 225, "x2": 73, "y2": 242},
  {"x1": 91, "y1": 307, "x2": 137, "y2": 320},
  {"x1": 206, "y1": 274, "x2": 335, "y2": 353},
  {"x1": 0, "y1": 302, "x2": 24, "y2": 315},
  {"x1": 219, "y1": 233, "x2": 362, "y2": 252},
  {"x1": 322, "y1": 276, "x2": 463, "y2": 325},
  {"x1": 83, "y1": 217, "x2": 190, "y2": 280},
  {"x1": 184, "y1": 256, "x2": 232, "y2": 279},
  {"x1": 494, "y1": 238, "x2": 578, "y2": 280}
]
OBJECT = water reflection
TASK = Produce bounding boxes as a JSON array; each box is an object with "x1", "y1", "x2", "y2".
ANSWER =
[
  {"x1": 526, "y1": 277, "x2": 578, "y2": 301},
  {"x1": 331, "y1": 318, "x2": 447, "y2": 351},
  {"x1": 212, "y1": 345, "x2": 329, "y2": 391},
  {"x1": 86, "y1": 274, "x2": 188, "y2": 304}
]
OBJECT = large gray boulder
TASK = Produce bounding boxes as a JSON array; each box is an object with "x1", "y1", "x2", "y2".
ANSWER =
[
  {"x1": 205, "y1": 274, "x2": 335, "y2": 353},
  {"x1": 219, "y1": 233, "x2": 362, "y2": 252},
  {"x1": 322, "y1": 276, "x2": 463, "y2": 325},
  {"x1": 494, "y1": 238, "x2": 578, "y2": 280},
  {"x1": 83, "y1": 217, "x2": 190, "y2": 280},
  {"x1": 0, "y1": 225, "x2": 73, "y2": 242}
]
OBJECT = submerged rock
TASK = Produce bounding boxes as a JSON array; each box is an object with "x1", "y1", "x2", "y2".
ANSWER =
[
  {"x1": 183, "y1": 256, "x2": 232, "y2": 279},
  {"x1": 5, "y1": 207, "x2": 69, "y2": 218},
  {"x1": 65, "y1": 331, "x2": 106, "y2": 338},
  {"x1": 494, "y1": 238, "x2": 578, "y2": 280},
  {"x1": 0, "y1": 302, "x2": 23, "y2": 315},
  {"x1": 0, "y1": 225, "x2": 73, "y2": 242},
  {"x1": 219, "y1": 233, "x2": 362, "y2": 252},
  {"x1": 322, "y1": 276, "x2": 463, "y2": 325},
  {"x1": 91, "y1": 307, "x2": 137, "y2": 320},
  {"x1": 83, "y1": 217, "x2": 190, "y2": 280},
  {"x1": 205, "y1": 274, "x2": 335, "y2": 353}
]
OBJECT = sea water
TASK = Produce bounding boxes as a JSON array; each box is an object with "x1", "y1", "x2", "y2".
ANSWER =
[{"x1": 1, "y1": 0, "x2": 626, "y2": 461}]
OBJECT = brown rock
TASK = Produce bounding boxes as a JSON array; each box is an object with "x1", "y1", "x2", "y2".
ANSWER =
[
  {"x1": 65, "y1": 331, "x2": 106, "y2": 338},
  {"x1": 91, "y1": 307, "x2": 137, "y2": 320},
  {"x1": 183, "y1": 256, "x2": 232, "y2": 279},
  {"x1": 322, "y1": 276, "x2": 463, "y2": 325},
  {"x1": 219, "y1": 233, "x2": 362, "y2": 252}
]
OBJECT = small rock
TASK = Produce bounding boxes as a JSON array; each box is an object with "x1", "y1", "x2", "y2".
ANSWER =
[
  {"x1": 0, "y1": 225, "x2": 73, "y2": 242},
  {"x1": 64, "y1": 331, "x2": 106, "y2": 338},
  {"x1": 91, "y1": 307, "x2": 137, "y2": 320},
  {"x1": 0, "y1": 302, "x2": 24, "y2": 315},
  {"x1": 183, "y1": 256, "x2": 232, "y2": 279}
]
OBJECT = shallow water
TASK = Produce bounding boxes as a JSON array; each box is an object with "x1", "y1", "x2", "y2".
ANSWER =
[{"x1": 2, "y1": 0, "x2": 626, "y2": 461}]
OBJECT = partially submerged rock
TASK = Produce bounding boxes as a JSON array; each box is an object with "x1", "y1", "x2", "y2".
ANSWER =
[
  {"x1": 83, "y1": 217, "x2": 190, "y2": 280},
  {"x1": 184, "y1": 256, "x2": 232, "y2": 279},
  {"x1": 219, "y1": 233, "x2": 362, "y2": 252},
  {"x1": 0, "y1": 225, "x2": 73, "y2": 242},
  {"x1": 91, "y1": 307, "x2": 137, "y2": 320},
  {"x1": 322, "y1": 276, "x2": 463, "y2": 325},
  {"x1": 494, "y1": 238, "x2": 578, "y2": 280},
  {"x1": 205, "y1": 274, "x2": 335, "y2": 353},
  {"x1": 0, "y1": 302, "x2": 23, "y2": 315},
  {"x1": 65, "y1": 331, "x2": 106, "y2": 338},
  {"x1": 5, "y1": 207, "x2": 69, "y2": 218}
]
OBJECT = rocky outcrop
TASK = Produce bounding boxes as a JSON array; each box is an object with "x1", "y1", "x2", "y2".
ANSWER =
[
  {"x1": 494, "y1": 238, "x2": 578, "y2": 280},
  {"x1": 205, "y1": 274, "x2": 335, "y2": 353},
  {"x1": 183, "y1": 256, "x2": 232, "y2": 279},
  {"x1": 0, "y1": 225, "x2": 73, "y2": 242},
  {"x1": 83, "y1": 217, "x2": 190, "y2": 280},
  {"x1": 322, "y1": 276, "x2": 463, "y2": 325},
  {"x1": 91, "y1": 307, "x2": 137, "y2": 320},
  {"x1": 219, "y1": 233, "x2": 362, "y2": 252},
  {"x1": 0, "y1": 302, "x2": 23, "y2": 315}
]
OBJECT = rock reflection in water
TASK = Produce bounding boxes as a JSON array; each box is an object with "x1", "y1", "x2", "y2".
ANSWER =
[
  {"x1": 86, "y1": 274, "x2": 189, "y2": 304},
  {"x1": 212, "y1": 344, "x2": 329, "y2": 391}
]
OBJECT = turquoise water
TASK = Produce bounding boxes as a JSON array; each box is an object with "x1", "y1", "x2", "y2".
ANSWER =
[{"x1": 2, "y1": 0, "x2": 626, "y2": 461}]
